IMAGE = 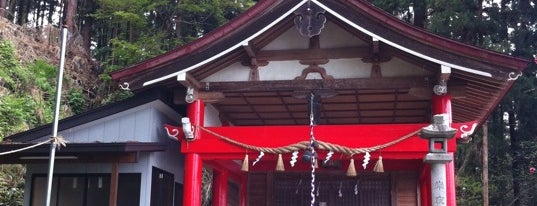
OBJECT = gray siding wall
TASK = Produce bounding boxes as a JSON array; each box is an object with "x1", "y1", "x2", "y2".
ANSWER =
[{"x1": 23, "y1": 100, "x2": 185, "y2": 206}]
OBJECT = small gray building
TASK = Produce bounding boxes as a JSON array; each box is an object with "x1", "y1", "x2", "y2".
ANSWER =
[{"x1": 0, "y1": 90, "x2": 186, "y2": 206}]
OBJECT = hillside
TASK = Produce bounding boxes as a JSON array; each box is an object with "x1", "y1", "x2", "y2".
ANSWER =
[{"x1": 0, "y1": 18, "x2": 102, "y2": 140}]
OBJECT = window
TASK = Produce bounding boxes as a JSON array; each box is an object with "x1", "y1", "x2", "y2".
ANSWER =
[{"x1": 30, "y1": 173, "x2": 141, "y2": 206}]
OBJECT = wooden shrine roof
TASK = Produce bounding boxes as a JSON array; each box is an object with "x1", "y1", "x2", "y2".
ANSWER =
[{"x1": 110, "y1": 0, "x2": 530, "y2": 126}]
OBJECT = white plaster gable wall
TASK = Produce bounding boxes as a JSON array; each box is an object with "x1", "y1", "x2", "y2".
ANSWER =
[
  {"x1": 318, "y1": 21, "x2": 367, "y2": 48},
  {"x1": 381, "y1": 57, "x2": 431, "y2": 77},
  {"x1": 262, "y1": 24, "x2": 309, "y2": 50},
  {"x1": 202, "y1": 20, "x2": 429, "y2": 83},
  {"x1": 202, "y1": 62, "x2": 250, "y2": 82}
]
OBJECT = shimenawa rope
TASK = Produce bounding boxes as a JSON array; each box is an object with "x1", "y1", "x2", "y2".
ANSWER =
[
  {"x1": 0, "y1": 136, "x2": 68, "y2": 156},
  {"x1": 197, "y1": 126, "x2": 420, "y2": 156}
]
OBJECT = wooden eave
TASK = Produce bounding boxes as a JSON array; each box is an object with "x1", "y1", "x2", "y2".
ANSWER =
[{"x1": 0, "y1": 142, "x2": 167, "y2": 164}]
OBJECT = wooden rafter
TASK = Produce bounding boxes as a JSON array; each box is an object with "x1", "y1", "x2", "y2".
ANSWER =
[
  {"x1": 204, "y1": 77, "x2": 431, "y2": 92},
  {"x1": 256, "y1": 46, "x2": 371, "y2": 61}
]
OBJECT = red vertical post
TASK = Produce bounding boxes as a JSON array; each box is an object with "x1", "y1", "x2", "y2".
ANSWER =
[
  {"x1": 184, "y1": 154, "x2": 203, "y2": 206},
  {"x1": 240, "y1": 175, "x2": 247, "y2": 206},
  {"x1": 431, "y1": 94, "x2": 452, "y2": 123},
  {"x1": 183, "y1": 99, "x2": 205, "y2": 206},
  {"x1": 445, "y1": 153, "x2": 456, "y2": 206},
  {"x1": 188, "y1": 100, "x2": 205, "y2": 139},
  {"x1": 212, "y1": 170, "x2": 229, "y2": 206},
  {"x1": 419, "y1": 164, "x2": 431, "y2": 206},
  {"x1": 430, "y1": 93, "x2": 455, "y2": 206}
]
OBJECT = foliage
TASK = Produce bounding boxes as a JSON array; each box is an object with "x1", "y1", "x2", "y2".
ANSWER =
[
  {"x1": 100, "y1": 89, "x2": 133, "y2": 105},
  {"x1": 456, "y1": 176, "x2": 482, "y2": 206},
  {"x1": 202, "y1": 168, "x2": 213, "y2": 206},
  {"x1": 0, "y1": 41, "x2": 30, "y2": 92},
  {"x1": 0, "y1": 39, "x2": 67, "y2": 140},
  {"x1": 0, "y1": 165, "x2": 25, "y2": 206},
  {"x1": 369, "y1": 0, "x2": 537, "y2": 205},
  {"x1": 67, "y1": 89, "x2": 87, "y2": 115}
]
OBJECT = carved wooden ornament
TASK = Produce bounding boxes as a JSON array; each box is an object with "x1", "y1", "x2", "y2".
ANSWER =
[{"x1": 294, "y1": 2, "x2": 326, "y2": 37}]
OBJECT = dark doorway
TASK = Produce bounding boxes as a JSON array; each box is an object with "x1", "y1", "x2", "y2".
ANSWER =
[{"x1": 151, "y1": 167, "x2": 174, "y2": 206}]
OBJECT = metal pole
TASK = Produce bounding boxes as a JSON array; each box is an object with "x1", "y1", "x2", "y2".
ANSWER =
[{"x1": 45, "y1": 25, "x2": 68, "y2": 206}]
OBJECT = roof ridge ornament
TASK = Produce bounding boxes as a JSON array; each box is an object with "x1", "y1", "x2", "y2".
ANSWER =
[{"x1": 294, "y1": 1, "x2": 326, "y2": 37}]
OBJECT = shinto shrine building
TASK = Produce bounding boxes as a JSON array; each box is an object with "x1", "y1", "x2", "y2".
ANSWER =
[{"x1": 0, "y1": 0, "x2": 530, "y2": 206}]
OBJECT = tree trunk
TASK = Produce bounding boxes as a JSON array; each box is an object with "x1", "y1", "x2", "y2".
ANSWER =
[
  {"x1": 34, "y1": 0, "x2": 41, "y2": 27},
  {"x1": 15, "y1": 0, "x2": 25, "y2": 25},
  {"x1": 47, "y1": 0, "x2": 55, "y2": 24},
  {"x1": 0, "y1": 0, "x2": 6, "y2": 18},
  {"x1": 508, "y1": 110, "x2": 521, "y2": 205},
  {"x1": 79, "y1": 0, "x2": 94, "y2": 52},
  {"x1": 412, "y1": 0, "x2": 426, "y2": 28},
  {"x1": 482, "y1": 123, "x2": 489, "y2": 206},
  {"x1": 476, "y1": 0, "x2": 484, "y2": 45},
  {"x1": 63, "y1": 0, "x2": 77, "y2": 33}
]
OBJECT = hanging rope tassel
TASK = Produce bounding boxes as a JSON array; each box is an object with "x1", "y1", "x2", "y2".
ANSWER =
[
  {"x1": 276, "y1": 154, "x2": 285, "y2": 171},
  {"x1": 373, "y1": 156, "x2": 384, "y2": 173},
  {"x1": 241, "y1": 154, "x2": 249, "y2": 172},
  {"x1": 347, "y1": 158, "x2": 357, "y2": 177}
]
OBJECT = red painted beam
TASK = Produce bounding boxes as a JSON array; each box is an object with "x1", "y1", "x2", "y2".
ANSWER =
[{"x1": 171, "y1": 123, "x2": 475, "y2": 157}]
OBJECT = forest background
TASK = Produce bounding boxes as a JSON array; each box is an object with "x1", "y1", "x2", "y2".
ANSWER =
[{"x1": 1, "y1": 0, "x2": 537, "y2": 205}]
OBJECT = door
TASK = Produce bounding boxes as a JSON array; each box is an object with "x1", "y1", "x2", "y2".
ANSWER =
[{"x1": 272, "y1": 172, "x2": 391, "y2": 206}]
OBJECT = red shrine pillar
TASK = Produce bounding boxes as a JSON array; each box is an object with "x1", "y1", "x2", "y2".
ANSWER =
[
  {"x1": 212, "y1": 169, "x2": 229, "y2": 206},
  {"x1": 432, "y1": 94, "x2": 456, "y2": 206},
  {"x1": 184, "y1": 100, "x2": 204, "y2": 206},
  {"x1": 427, "y1": 94, "x2": 456, "y2": 206},
  {"x1": 431, "y1": 94, "x2": 452, "y2": 123},
  {"x1": 240, "y1": 175, "x2": 247, "y2": 206},
  {"x1": 419, "y1": 164, "x2": 431, "y2": 206},
  {"x1": 445, "y1": 153, "x2": 456, "y2": 206}
]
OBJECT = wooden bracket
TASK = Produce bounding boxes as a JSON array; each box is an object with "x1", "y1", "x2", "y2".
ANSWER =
[
  {"x1": 243, "y1": 44, "x2": 268, "y2": 81},
  {"x1": 177, "y1": 72, "x2": 202, "y2": 90},
  {"x1": 176, "y1": 88, "x2": 225, "y2": 104},
  {"x1": 294, "y1": 65, "x2": 334, "y2": 81},
  {"x1": 439, "y1": 65, "x2": 451, "y2": 81},
  {"x1": 362, "y1": 38, "x2": 391, "y2": 78}
]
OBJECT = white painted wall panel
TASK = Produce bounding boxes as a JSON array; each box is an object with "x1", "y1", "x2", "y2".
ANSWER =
[
  {"x1": 319, "y1": 21, "x2": 367, "y2": 48},
  {"x1": 134, "y1": 109, "x2": 152, "y2": 142},
  {"x1": 87, "y1": 123, "x2": 104, "y2": 143},
  {"x1": 381, "y1": 57, "x2": 431, "y2": 77},
  {"x1": 204, "y1": 104, "x2": 222, "y2": 126},
  {"x1": 263, "y1": 26, "x2": 309, "y2": 50},
  {"x1": 202, "y1": 62, "x2": 250, "y2": 82},
  {"x1": 119, "y1": 113, "x2": 136, "y2": 142}
]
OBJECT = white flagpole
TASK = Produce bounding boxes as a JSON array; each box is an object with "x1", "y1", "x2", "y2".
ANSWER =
[{"x1": 45, "y1": 25, "x2": 68, "y2": 206}]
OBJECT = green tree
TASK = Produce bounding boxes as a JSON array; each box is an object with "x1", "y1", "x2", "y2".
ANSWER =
[{"x1": 369, "y1": 0, "x2": 537, "y2": 204}]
